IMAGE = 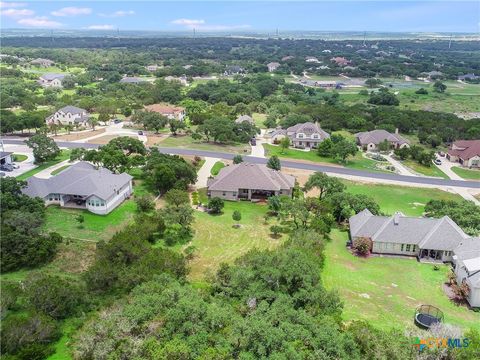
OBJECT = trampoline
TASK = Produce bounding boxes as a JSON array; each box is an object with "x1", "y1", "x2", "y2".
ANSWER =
[{"x1": 414, "y1": 305, "x2": 444, "y2": 329}]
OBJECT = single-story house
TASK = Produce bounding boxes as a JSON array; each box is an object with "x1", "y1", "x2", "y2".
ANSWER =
[
  {"x1": 355, "y1": 129, "x2": 409, "y2": 151},
  {"x1": 146, "y1": 65, "x2": 159, "y2": 72},
  {"x1": 120, "y1": 76, "x2": 148, "y2": 84},
  {"x1": 207, "y1": 163, "x2": 295, "y2": 201},
  {"x1": 305, "y1": 56, "x2": 320, "y2": 63},
  {"x1": 349, "y1": 209, "x2": 470, "y2": 262},
  {"x1": 447, "y1": 140, "x2": 480, "y2": 168},
  {"x1": 330, "y1": 57, "x2": 350, "y2": 66},
  {"x1": 224, "y1": 65, "x2": 245, "y2": 76},
  {"x1": 45, "y1": 106, "x2": 90, "y2": 127},
  {"x1": 235, "y1": 115, "x2": 254, "y2": 125},
  {"x1": 38, "y1": 73, "x2": 65, "y2": 88},
  {"x1": 272, "y1": 122, "x2": 330, "y2": 149},
  {"x1": 144, "y1": 104, "x2": 186, "y2": 121},
  {"x1": 267, "y1": 62, "x2": 281, "y2": 72},
  {"x1": 165, "y1": 75, "x2": 188, "y2": 86},
  {"x1": 281, "y1": 56, "x2": 295, "y2": 61},
  {"x1": 453, "y1": 237, "x2": 480, "y2": 307},
  {"x1": 30, "y1": 58, "x2": 54, "y2": 67},
  {"x1": 458, "y1": 73, "x2": 479, "y2": 81},
  {"x1": 22, "y1": 162, "x2": 133, "y2": 215},
  {"x1": 0, "y1": 151, "x2": 13, "y2": 166}
]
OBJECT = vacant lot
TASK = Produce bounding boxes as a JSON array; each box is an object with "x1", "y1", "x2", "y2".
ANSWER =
[
  {"x1": 402, "y1": 159, "x2": 448, "y2": 179},
  {"x1": 161, "y1": 134, "x2": 250, "y2": 154},
  {"x1": 87, "y1": 134, "x2": 137, "y2": 145},
  {"x1": 323, "y1": 230, "x2": 480, "y2": 331}
]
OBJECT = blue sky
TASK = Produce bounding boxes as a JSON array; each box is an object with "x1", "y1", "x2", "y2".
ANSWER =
[{"x1": 1, "y1": 1, "x2": 479, "y2": 32}]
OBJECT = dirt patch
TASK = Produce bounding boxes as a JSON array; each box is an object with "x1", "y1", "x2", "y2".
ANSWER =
[
  {"x1": 54, "y1": 240, "x2": 96, "y2": 274},
  {"x1": 88, "y1": 134, "x2": 137, "y2": 145},
  {"x1": 283, "y1": 167, "x2": 320, "y2": 196},
  {"x1": 146, "y1": 133, "x2": 168, "y2": 146},
  {"x1": 55, "y1": 128, "x2": 106, "y2": 141}
]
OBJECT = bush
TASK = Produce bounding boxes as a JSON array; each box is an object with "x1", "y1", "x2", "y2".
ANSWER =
[
  {"x1": 208, "y1": 197, "x2": 224, "y2": 214},
  {"x1": 135, "y1": 194, "x2": 156, "y2": 213},
  {"x1": 270, "y1": 225, "x2": 282, "y2": 237},
  {"x1": 352, "y1": 237, "x2": 371, "y2": 256}
]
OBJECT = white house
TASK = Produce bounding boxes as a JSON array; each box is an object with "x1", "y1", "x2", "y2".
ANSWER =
[
  {"x1": 38, "y1": 73, "x2": 65, "y2": 88},
  {"x1": 45, "y1": 106, "x2": 90, "y2": 127},
  {"x1": 267, "y1": 62, "x2": 281, "y2": 72},
  {"x1": 270, "y1": 122, "x2": 330, "y2": 149}
]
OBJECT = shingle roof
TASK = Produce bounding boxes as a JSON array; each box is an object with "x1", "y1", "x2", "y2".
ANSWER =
[
  {"x1": 0, "y1": 151, "x2": 13, "y2": 159},
  {"x1": 454, "y1": 237, "x2": 480, "y2": 261},
  {"x1": 287, "y1": 122, "x2": 330, "y2": 139},
  {"x1": 235, "y1": 115, "x2": 254, "y2": 124},
  {"x1": 22, "y1": 162, "x2": 132, "y2": 201},
  {"x1": 355, "y1": 129, "x2": 409, "y2": 146},
  {"x1": 58, "y1": 105, "x2": 87, "y2": 115},
  {"x1": 448, "y1": 140, "x2": 480, "y2": 161},
  {"x1": 349, "y1": 210, "x2": 469, "y2": 250},
  {"x1": 40, "y1": 73, "x2": 65, "y2": 81},
  {"x1": 207, "y1": 163, "x2": 295, "y2": 192},
  {"x1": 144, "y1": 103, "x2": 185, "y2": 114},
  {"x1": 120, "y1": 77, "x2": 147, "y2": 83}
]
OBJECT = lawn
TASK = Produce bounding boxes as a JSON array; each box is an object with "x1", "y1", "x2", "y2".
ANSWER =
[
  {"x1": 12, "y1": 153, "x2": 28, "y2": 162},
  {"x1": 343, "y1": 180, "x2": 463, "y2": 216},
  {"x1": 161, "y1": 134, "x2": 250, "y2": 154},
  {"x1": 51, "y1": 165, "x2": 71, "y2": 176},
  {"x1": 263, "y1": 144, "x2": 390, "y2": 173},
  {"x1": 16, "y1": 150, "x2": 71, "y2": 180},
  {"x1": 323, "y1": 230, "x2": 480, "y2": 331},
  {"x1": 402, "y1": 159, "x2": 449, "y2": 179},
  {"x1": 210, "y1": 161, "x2": 226, "y2": 175},
  {"x1": 187, "y1": 189, "x2": 281, "y2": 280},
  {"x1": 451, "y1": 166, "x2": 480, "y2": 181},
  {"x1": 252, "y1": 113, "x2": 267, "y2": 128}
]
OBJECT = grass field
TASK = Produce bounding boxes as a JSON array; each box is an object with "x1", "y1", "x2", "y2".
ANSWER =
[
  {"x1": 451, "y1": 166, "x2": 480, "y2": 181},
  {"x1": 264, "y1": 144, "x2": 390, "y2": 173},
  {"x1": 210, "y1": 161, "x2": 226, "y2": 175},
  {"x1": 402, "y1": 159, "x2": 449, "y2": 179},
  {"x1": 51, "y1": 165, "x2": 71, "y2": 176},
  {"x1": 161, "y1": 134, "x2": 250, "y2": 154},
  {"x1": 16, "y1": 150, "x2": 71, "y2": 180},
  {"x1": 323, "y1": 230, "x2": 480, "y2": 331},
  {"x1": 252, "y1": 113, "x2": 267, "y2": 128},
  {"x1": 343, "y1": 180, "x2": 463, "y2": 216},
  {"x1": 12, "y1": 153, "x2": 28, "y2": 162}
]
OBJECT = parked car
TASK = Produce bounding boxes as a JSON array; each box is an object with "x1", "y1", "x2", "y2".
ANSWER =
[
  {"x1": 438, "y1": 151, "x2": 446, "y2": 157},
  {"x1": 434, "y1": 159, "x2": 442, "y2": 165},
  {"x1": 113, "y1": 118, "x2": 122, "y2": 124},
  {"x1": 250, "y1": 137, "x2": 257, "y2": 146},
  {"x1": 0, "y1": 164, "x2": 13, "y2": 172},
  {"x1": 138, "y1": 130, "x2": 144, "y2": 135},
  {"x1": 11, "y1": 163, "x2": 19, "y2": 169}
]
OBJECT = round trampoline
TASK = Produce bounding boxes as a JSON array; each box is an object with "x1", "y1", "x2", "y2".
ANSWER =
[{"x1": 414, "y1": 305, "x2": 444, "y2": 329}]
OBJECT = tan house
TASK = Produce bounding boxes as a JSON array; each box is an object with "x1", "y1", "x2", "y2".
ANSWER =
[
  {"x1": 45, "y1": 106, "x2": 90, "y2": 127},
  {"x1": 144, "y1": 104, "x2": 186, "y2": 121},
  {"x1": 267, "y1": 62, "x2": 281, "y2": 72},
  {"x1": 447, "y1": 140, "x2": 480, "y2": 168},
  {"x1": 355, "y1": 129, "x2": 409, "y2": 151},
  {"x1": 38, "y1": 73, "x2": 65, "y2": 88},
  {"x1": 207, "y1": 163, "x2": 295, "y2": 201},
  {"x1": 270, "y1": 122, "x2": 330, "y2": 149},
  {"x1": 30, "y1": 58, "x2": 54, "y2": 67}
]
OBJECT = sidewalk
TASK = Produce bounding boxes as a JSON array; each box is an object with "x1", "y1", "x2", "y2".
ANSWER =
[{"x1": 382, "y1": 152, "x2": 417, "y2": 177}]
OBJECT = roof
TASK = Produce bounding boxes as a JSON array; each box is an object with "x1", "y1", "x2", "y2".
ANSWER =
[
  {"x1": 40, "y1": 73, "x2": 65, "y2": 81},
  {"x1": 207, "y1": 163, "x2": 295, "y2": 192},
  {"x1": 355, "y1": 129, "x2": 409, "y2": 146},
  {"x1": 463, "y1": 257, "x2": 480, "y2": 273},
  {"x1": 57, "y1": 105, "x2": 87, "y2": 115},
  {"x1": 454, "y1": 237, "x2": 480, "y2": 261},
  {"x1": 235, "y1": 115, "x2": 254, "y2": 124},
  {"x1": 448, "y1": 140, "x2": 480, "y2": 161},
  {"x1": 144, "y1": 104, "x2": 185, "y2": 114},
  {"x1": 22, "y1": 162, "x2": 132, "y2": 201},
  {"x1": 267, "y1": 62, "x2": 280, "y2": 67},
  {"x1": 31, "y1": 58, "x2": 53, "y2": 64},
  {"x1": 0, "y1": 151, "x2": 13, "y2": 159},
  {"x1": 349, "y1": 210, "x2": 469, "y2": 250},
  {"x1": 120, "y1": 77, "x2": 147, "y2": 83},
  {"x1": 286, "y1": 122, "x2": 330, "y2": 139}
]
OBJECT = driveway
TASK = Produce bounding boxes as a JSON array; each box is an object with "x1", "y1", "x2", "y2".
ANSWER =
[
  {"x1": 433, "y1": 156, "x2": 464, "y2": 181},
  {"x1": 2, "y1": 144, "x2": 36, "y2": 177},
  {"x1": 382, "y1": 152, "x2": 417, "y2": 177},
  {"x1": 195, "y1": 157, "x2": 221, "y2": 188},
  {"x1": 250, "y1": 130, "x2": 267, "y2": 158}
]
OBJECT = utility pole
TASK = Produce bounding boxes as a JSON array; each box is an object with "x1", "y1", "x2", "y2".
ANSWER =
[
  {"x1": 363, "y1": 31, "x2": 367, "y2": 47},
  {"x1": 448, "y1": 33, "x2": 452, "y2": 49}
]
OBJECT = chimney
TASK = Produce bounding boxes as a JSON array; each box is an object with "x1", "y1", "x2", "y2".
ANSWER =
[
  {"x1": 393, "y1": 212, "x2": 401, "y2": 225},
  {"x1": 395, "y1": 128, "x2": 399, "y2": 135}
]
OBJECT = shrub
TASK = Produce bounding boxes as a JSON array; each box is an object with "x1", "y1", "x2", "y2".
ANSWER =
[
  {"x1": 135, "y1": 194, "x2": 155, "y2": 213},
  {"x1": 270, "y1": 225, "x2": 282, "y2": 237},
  {"x1": 208, "y1": 197, "x2": 224, "y2": 214},
  {"x1": 352, "y1": 237, "x2": 371, "y2": 256}
]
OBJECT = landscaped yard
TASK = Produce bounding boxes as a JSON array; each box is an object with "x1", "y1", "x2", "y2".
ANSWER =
[
  {"x1": 323, "y1": 230, "x2": 480, "y2": 331},
  {"x1": 263, "y1": 144, "x2": 390, "y2": 173},
  {"x1": 160, "y1": 134, "x2": 250, "y2": 154},
  {"x1": 12, "y1": 153, "x2": 28, "y2": 162},
  {"x1": 16, "y1": 150, "x2": 71, "y2": 180},
  {"x1": 210, "y1": 161, "x2": 226, "y2": 175},
  {"x1": 343, "y1": 180, "x2": 463, "y2": 216},
  {"x1": 451, "y1": 166, "x2": 480, "y2": 181},
  {"x1": 402, "y1": 159, "x2": 448, "y2": 179}
]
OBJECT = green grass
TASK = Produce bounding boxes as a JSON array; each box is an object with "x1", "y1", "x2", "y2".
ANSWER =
[
  {"x1": 263, "y1": 144, "x2": 390, "y2": 173},
  {"x1": 402, "y1": 159, "x2": 449, "y2": 179},
  {"x1": 252, "y1": 113, "x2": 267, "y2": 128},
  {"x1": 16, "y1": 150, "x2": 71, "y2": 180},
  {"x1": 343, "y1": 180, "x2": 463, "y2": 216},
  {"x1": 51, "y1": 165, "x2": 71, "y2": 176},
  {"x1": 161, "y1": 134, "x2": 250, "y2": 154},
  {"x1": 451, "y1": 166, "x2": 480, "y2": 181},
  {"x1": 210, "y1": 161, "x2": 226, "y2": 175},
  {"x1": 12, "y1": 153, "x2": 28, "y2": 162},
  {"x1": 323, "y1": 229, "x2": 480, "y2": 331}
]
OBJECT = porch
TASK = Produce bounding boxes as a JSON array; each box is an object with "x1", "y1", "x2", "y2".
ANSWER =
[
  {"x1": 61, "y1": 194, "x2": 87, "y2": 209},
  {"x1": 237, "y1": 188, "x2": 276, "y2": 201},
  {"x1": 419, "y1": 249, "x2": 445, "y2": 263}
]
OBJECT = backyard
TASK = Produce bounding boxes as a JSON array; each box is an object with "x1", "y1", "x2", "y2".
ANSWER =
[{"x1": 323, "y1": 229, "x2": 480, "y2": 331}]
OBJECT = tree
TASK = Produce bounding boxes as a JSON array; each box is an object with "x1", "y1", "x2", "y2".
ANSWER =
[
  {"x1": 378, "y1": 139, "x2": 390, "y2": 152},
  {"x1": 303, "y1": 172, "x2": 346, "y2": 199},
  {"x1": 233, "y1": 154, "x2": 243, "y2": 164},
  {"x1": 270, "y1": 225, "x2": 282, "y2": 238},
  {"x1": 394, "y1": 147, "x2": 410, "y2": 160},
  {"x1": 132, "y1": 111, "x2": 168, "y2": 133},
  {"x1": 76, "y1": 214, "x2": 85, "y2": 229},
  {"x1": 168, "y1": 119, "x2": 186, "y2": 136},
  {"x1": 25, "y1": 134, "x2": 60, "y2": 163},
  {"x1": 135, "y1": 195, "x2": 155, "y2": 213},
  {"x1": 232, "y1": 210, "x2": 242, "y2": 227},
  {"x1": 415, "y1": 88, "x2": 428, "y2": 95},
  {"x1": 164, "y1": 189, "x2": 190, "y2": 207},
  {"x1": 352, "y1": 237, "x2": 371, "y2": 256},
  {"x1": 279, "y1": 137, "x2": 290, "y2": 153},
  {"x1": 433, "y1": 80, "x2": 447, "y2": 93},
  {"x1": 317, "y1": 138, "x2": 333, "y2": 157},
  {"x1": 208, "y1": 197, "x2": 224, "y2": 214},
  {"x1": 331, "y1": 138, "x2": 358, "y2": 163},
  {"x1": 266, "y1": 155, "x2": 281, "y2": 170},
  {"x1": 367, "y1": 88, "x2": 399, "y2": 106},
  {"x1": 365, "y1": 78, "x2": 382, "y2": 88}
]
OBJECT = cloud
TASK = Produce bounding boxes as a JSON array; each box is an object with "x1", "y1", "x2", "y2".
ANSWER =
[
  {"x1": 99, "y1": 10, "x2": 135, "y2": 18},
  {"x1": 51, "y1": 7, "x2": 91, "y2": 17},
  {"x1": 171, "y1": 18, "x2": 205, "y2": 26},
  {"x1": 0, "y1": 2, "x2": 26, "y2": 8},
  {"x1": 0, "y1": 8, "x2": 33, "y2": 17},
  {"x1": 87, "y1": 24, "x2": 115, "y2": 30},
  {"x1": 17, "y1": 16, "x2": 62, "y2": 28}
]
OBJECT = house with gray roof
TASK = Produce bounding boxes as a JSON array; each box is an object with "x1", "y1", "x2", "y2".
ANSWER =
[
  {"x1": 30, "y1": 58, "x2": 54, "y2": 67},
  {"x1": 207, "y1": 163, "x2": 295, "y2": 201},
  {"x1": 270, "y1": 122, "x2": 330, "y2": 149},
  {"x1": 38, "y1": 73, "x2": 65, "y2": 88},
  {"x1": 349, "y1": 209, "x2": 470, "y2": 262},
  {"x1": 22, "y1": 162, "x2": 132, "y2": 215},
  {"x1": 453, "y1": 238, "x2": 480, "y2": 307},
  {"x1": 267, "y1": 62, "x2": 281, "y2": 72},
  {"x1": 46, "y1": 106, "x2": 90, "y2": 127},
  {"x1": 235, "y1": 114, "x2": 254, "y2": 125},
  {"x1": 355, "y1": 129, "x2": 409, "y2": 151},
  {"x1": 120, "y1": 76, "x2": 148, "y2": 84}
]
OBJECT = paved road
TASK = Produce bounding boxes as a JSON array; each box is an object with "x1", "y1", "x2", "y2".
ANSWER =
[{"x1": 3, "y1": 138, "x2": 479, "y2": 189}]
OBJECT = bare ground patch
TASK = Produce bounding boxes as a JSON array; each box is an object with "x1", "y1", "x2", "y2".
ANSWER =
[
  {"x1": 55, "y1": 128, "x2": 106, "y2": 141},
  {"x1": 88, "y1": 134, "x2": 137, "y2": 145}
]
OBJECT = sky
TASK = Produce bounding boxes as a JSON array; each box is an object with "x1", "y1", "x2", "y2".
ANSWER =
[{"x1": 1, "y1": 1, "x2": 479, "y2": 33}]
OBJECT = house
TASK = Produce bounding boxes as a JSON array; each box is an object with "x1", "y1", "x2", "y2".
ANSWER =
[
  {"x1": 305, "y1": 56, "x2": 320, "y2": 63},
  {"x1": 458, "y1": 73, "x2": 479, "y2": 81},
  {"x1": 330, "y1": 57, "x2": 350, "y2": 66},
  {"x1": 144, "y1": 104, "x2": 186, "y2": 121},
  {"x1": 281, "y1": 55, "x2": 294, "y2": 61},
  {"x1": 45, "y1": 106, "x2": 90, "y2": 127},
  {"x1": 224, "y1": 65, "x2": 245, "y2": 76},
  {"x1": 165, "y1": 75, "x2": 188, "y2": 86},
  {"x1": 422, "y1": 71, "x2": 443, "y2": 80},
  {"x1": 30, "y1": 58, "x2": 54, "y2": 67},
  {"x1": 447, "y1": 140, "x2": 480, "y2": 168},
  {"x1": 38, "y1": 73, "x2": 65, "y2": 88},
  {"x1": 267, "y1": 62, "x2": 281, "y2": 72},
  {"x1": 207, "y1": 163, "x2": 295, "y2": 201},
  {"x1": 355, "y1": 129, "x2": 409, "y2": 151},
  {"x1": 235, "y1": 114, "x2": 254, "y2": 125},
  {"x1": 283, "y1": 122, "x2": 330, "y2": 149},
  {"x1": 120, "y1": 76, "x2": 148, "y2": 84},
  {"x1": 146, "y1": 65, "x2": 159, "y2": 72},
  {"x1": 453, "y1": 238, "x2": 480, "y2": 307},
  {"x1": 349, "y1": 209, "x2": 471, "y2": 262},
  {"x1": 322, "y1": 49, "x2": 332, "y2": 53},
  {"x1": 0, "y1": 151, "x2": 13, "y2": 167},
  {"x1": 22, "y1": 162, "x2": 133, "y2": 215}
]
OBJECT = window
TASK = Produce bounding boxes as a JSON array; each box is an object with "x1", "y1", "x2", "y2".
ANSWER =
[
  {"x1": 313, "y1": 134, "x2": 319, "y2": 139},
  {"x1": 232, "y1": 192, "x2": 237, "y2": 196},
  {"x1": 406, "y1": 244, "x2": 411, "y2": 252},
  {"x1": 222, "y1": 192, "x2": 226, "y2": 196},
  {"x1": 412, "y1": 245, "x2": 416, "y2": 252},
  {"x1": 401, "y1": 244, "x2": 404, "y2": 251},
  {"x1": 298, "y1": 134, "x2": 304, "y2": 138}
]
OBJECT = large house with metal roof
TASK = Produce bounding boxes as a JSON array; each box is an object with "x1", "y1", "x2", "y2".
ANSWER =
[
  {"x1": 22, "y1": 162, "x2": 133, "y2": 215},
  {"x1": 45, "y1": 106, "x2": 90, "y2": 127},
  {"x1": 207, "y1": 163, "x2": 295, "y2": 201}
]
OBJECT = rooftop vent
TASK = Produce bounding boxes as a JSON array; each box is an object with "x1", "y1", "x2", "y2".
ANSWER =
[{"x1": 393, "y1": 212, "x2": 401, "y2": 225}]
